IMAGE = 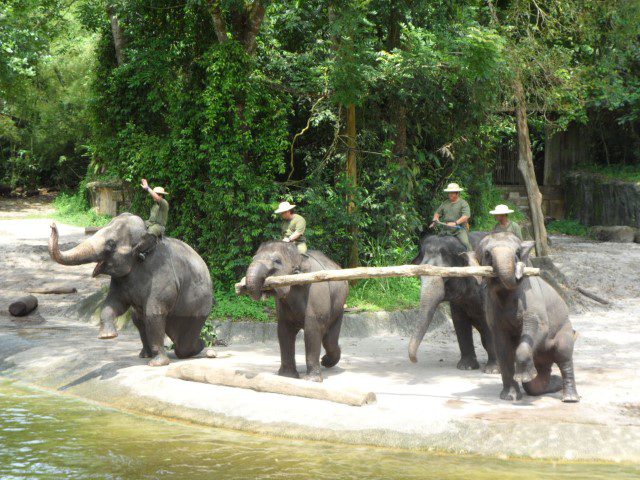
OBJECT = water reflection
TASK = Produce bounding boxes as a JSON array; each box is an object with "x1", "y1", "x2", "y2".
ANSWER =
[{"x1": 0, "y1": 380, "x2": 638, "y2": 480}]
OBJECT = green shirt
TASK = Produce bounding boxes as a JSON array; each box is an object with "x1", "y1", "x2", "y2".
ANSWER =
[
  {"x1": 492, "y1": 220, "x2": 523, "y2": 240},
  {"x1": 282, "y1": 214, "x2": 306, "y2": 243},
  {"x1": 147, "y1": 198, "x2": 169, "y2": 227},
  {"x1": 435, "y1": 199, "x2": 471, "y2": 225}
]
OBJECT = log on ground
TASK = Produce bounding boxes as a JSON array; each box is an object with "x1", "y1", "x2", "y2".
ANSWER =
[
  {"x1": 167, "y1": 361, "x2": 377, "y2": 407},
  {"x1": 28, "y1": 284, "x2": 78, "y2": 294},
  {"x1": 9, "y1": 295, "x2": 38, "y2": 316},
  {"x1": 235, "y1": 264, "x2": 540, "y2": 294}
]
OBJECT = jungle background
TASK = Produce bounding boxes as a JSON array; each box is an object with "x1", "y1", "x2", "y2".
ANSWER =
[{"x1": 1, "y1": 0, "x2": 639, "y2": 315}]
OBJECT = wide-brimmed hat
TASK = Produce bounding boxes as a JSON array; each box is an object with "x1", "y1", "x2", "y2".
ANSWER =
[
  {"x1": 274, "y1": 201, "x2": 296, "y2": 214},
  {"x1": 443, "y1": 183, "x2": 463, "y2": 192},
  {"x1": 490, "y1": 204, "x2": 514, "y2": 215},
  {"x1": 153, "y1": 186, "x2": 168, "y2": 195}
]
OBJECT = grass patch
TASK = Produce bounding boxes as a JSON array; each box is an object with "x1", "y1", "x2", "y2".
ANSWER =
[
  {"x1": 347, "y1": 277, "x2": 421, "y2": 311},
  {"x1": 52, "y1": 192, "x2": 111, "y2": 227},
  {"x1": 210, "y1": 290, "x2": 274, "y2": 322},
  {"x1": 546, "y1": 219, "x2": 588, "y2": 237},
  {"x1": 574, "y1": 163, "x2": 640, "y2": 183}
]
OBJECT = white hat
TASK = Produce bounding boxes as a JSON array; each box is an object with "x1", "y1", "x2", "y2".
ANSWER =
[
  {"x1": 443, "y1": 183, "x2": 463, "y2": 192},
  {"x1": 274, "y1": 201, "x2": 296, "y2": 214},
  {"x1": 153, "y1": 186, "x2": 168, "y2": 195},
  {"x1": 490, "y1": 204, "x2": 514, "y2": 215}
]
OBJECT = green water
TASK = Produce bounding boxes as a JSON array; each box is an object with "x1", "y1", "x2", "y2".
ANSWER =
[{"x1": 0, "y1": 380, "x2": 638, "y2": 480}]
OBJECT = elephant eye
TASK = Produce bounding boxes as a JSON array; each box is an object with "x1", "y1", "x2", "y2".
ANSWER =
[{"x1": 273, "y1": 257, "x2": 282, "y2": 265}]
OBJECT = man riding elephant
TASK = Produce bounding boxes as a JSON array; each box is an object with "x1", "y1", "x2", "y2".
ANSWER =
[
  {"x1": 490, "y1": 204, "x2": 523, "y2": 240},
  {"x1": 275, "y1": 201, "x2": 307, "y2": 254},
  {"x1": 430, "y1": 183, "x2": 472, "y2": 251},
  {"x1": 134, "y1": 178, "x2": 169, "y2": 261}
]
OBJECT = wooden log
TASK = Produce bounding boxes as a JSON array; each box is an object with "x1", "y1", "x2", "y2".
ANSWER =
[
  {"x1": 576, "y1": 287, "x2": 611, "y2": 306},
  {"x1": 28, "y1": 285, "x2": 77, "y2": 294},
  {"x1": 235, "y1": 264, "x2": 540, "y2": 294},
  {"x1": 9, "y1": 295, "x2": 38, "y2": 317},
  {"x1": 167, "y1": 362, "x2": 377, "y2": 407}
]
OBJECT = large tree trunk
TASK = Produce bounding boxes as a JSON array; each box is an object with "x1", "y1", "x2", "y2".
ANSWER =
[
  {"x1": 514, "y1": 78, "x2": 549, "y2": 256},
  {"x1": 106, "y1": 4, "x2": 125, "y2": 66},
  {"x1": 346, "y1": 103, "x2": 359, "y2": 268}
]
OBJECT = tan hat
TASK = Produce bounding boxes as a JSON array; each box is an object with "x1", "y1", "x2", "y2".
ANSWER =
[
  {"x1": 490, "y1": 204, "x2": 514, "y2": 215},
  {"x1": 152, "y1": 186, "x2": 168, "y2": 195},
  {"x1": 443, "y1": 183, "x2": 464, "y2": 192},
  {"x1": 274, "y1": 201, "x2": 296, "y2": 214}
]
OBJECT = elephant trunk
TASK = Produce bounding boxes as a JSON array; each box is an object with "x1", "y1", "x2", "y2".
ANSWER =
[
  {"x1": 245, "y1": 261, "x2": 270, "y2": 301},
  {"x1": 49, "y1": 223, "x2": 101, "y2": 266},
  {"x1": 409, "y1": 276, "x2": 445, "y2": 363},
  {"x1": 493, "y1": 247, "x2": 518, "y2": 290}
]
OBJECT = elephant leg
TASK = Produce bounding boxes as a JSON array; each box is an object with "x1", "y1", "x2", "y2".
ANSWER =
[
  {"x1": 144, "y1": 313, "x2": 170, "y2": 367},
  {"x1": 522, "y1": 354, "x2": 561, "y2": 396},
  {"x1": 554, "y1": 326, "x2": 580, "y2": 403},
  {"x1": 477, "y1": 321, "x2": 499, "y2": 374},
  {"x1": 98, "y1": 288, "x2": 127, "y2": 339},
  {"x1": 450, "y1": 304, "x2": 479, "y2": 370},
  {"x1": 303, "y1": 322, "x2": 323, "y2": 382},
  {"x1": 277, "y1": 320, "x2": 299, "y2": 379},
  {"x1": 173, "y1": 315, "x2": 206, "y2": 359},
  {"x1": 492, "y1": 327, "x2": 521, "y2": 401},
  {"x1": 321, "y1": 315, "x2": 342, "y2": 368},
  {"x1": 514, "y1": 312, "x2": 541, "y2": 383},
  {"x1": 132, "y1": 310, "x2": 152, "y2": 358}
]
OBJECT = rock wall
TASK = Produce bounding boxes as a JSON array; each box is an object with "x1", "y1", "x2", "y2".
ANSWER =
[{"x1": 564, "y1": 171, "x2": 640, "y2": 227}]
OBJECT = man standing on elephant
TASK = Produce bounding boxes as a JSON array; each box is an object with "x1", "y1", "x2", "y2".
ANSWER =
[
  {"x1": 429, "y1": 183, "x2": 472, "y2": 251},
  {"x1": 134, "y1": 178, "x2": 169, "y2": 261},
  {"x1": 490, "y1": 204, "x2": 523, "y2": 240},
  {"x1": 275, "y1": 201, "x2": 307, "y2": 254}
]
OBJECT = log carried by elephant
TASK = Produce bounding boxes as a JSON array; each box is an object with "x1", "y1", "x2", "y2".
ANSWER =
[
  {"x1": 235, "y1": 263, "x2": 540, "y2": 293},
  {"x1": 167, "y1": 361, "x2": 376, "y2": 406}
]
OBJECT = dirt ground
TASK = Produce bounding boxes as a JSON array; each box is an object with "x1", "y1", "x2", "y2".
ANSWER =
[{"x1": 1, "y1": 198, "x2": 640, "y2": 461}]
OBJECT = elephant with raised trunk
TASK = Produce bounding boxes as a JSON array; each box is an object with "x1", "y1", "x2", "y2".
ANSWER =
[
  {"x1": 241, "y1": 241, "x2": 348, "y2": 382},
  {"x1": 49, "y1": 213, "x2": 213, "y2": 366},
  {"x1": 475, "y1": 232, "x2": 579, "y2": 402},
  {"x1": 409, "y1": 233, "x2": 498, "y2": 373}
]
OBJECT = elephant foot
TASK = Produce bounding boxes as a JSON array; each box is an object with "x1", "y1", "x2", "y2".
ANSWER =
[
  {"x1": 483, "y1": 361, "x2": 500, "y2": 374},
  {"x1": 321, "y1": 351, "x2": 341, "y2": 368},
  {"x1": 457, "y1": 356, "x2": 480, "y2": 370},
  {"x1": 303, "y1": 371, "x2": 323, "y2": 383},
  {"x1": 98, "y1": 323, "x2": 118, "y2": 339},
  {"x1": 514, "y1": 361, "x2": 537, "y2": 383},
  {"x1": 500, "y1": 384, "x2": 522, "y2": 401},
  {"x1": 277, "y1": 367, "x2": 300, "y2": 379},
  {"x1": 562, "y1": 386, "x2": 580, "y2": 403},
  {"x1": 148, "y1": 354, "x2": 170, "y2": 367},
  {"x1": 138, "y1": 348, "x2": 152, "y2": 358}
]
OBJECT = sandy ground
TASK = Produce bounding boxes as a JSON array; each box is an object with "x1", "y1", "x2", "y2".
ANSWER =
[{"x1": 1, "y1": 200, "x2": 640, "y2": 461}]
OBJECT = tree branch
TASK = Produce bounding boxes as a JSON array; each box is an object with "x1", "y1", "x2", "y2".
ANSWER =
[
  {"x1": 207, "y1": 1, "x2": 229, "y2": 44},
  {"x1": 243, "y1": 0, "x2": 268, "y2": 54}
]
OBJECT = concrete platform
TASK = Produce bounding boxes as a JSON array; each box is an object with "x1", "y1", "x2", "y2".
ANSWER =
[{"x1": 1, "y1": 216, "x2": 640, "y2": 462}]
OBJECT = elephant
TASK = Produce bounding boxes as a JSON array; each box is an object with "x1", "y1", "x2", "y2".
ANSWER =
[
  {"x1": 49, "y1": 213, "x2": 213, "y2": 367},
  {"x1": 409, "y1": 232, "x2": 498, "y2": 373},
  {"x1": 241, "y1": 241, "x2": 348, "y2": 382},
  {"x1": 475, "y1": 232, "x2": 579, "y2": 402}
]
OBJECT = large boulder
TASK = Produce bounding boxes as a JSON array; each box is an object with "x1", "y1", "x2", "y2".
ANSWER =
[
  {"x1": 589, "y1": 225, "x2": 635, "y2": 243},
  {"x1": 635, "y1": 229, "x2": 640, "y2": 244}
]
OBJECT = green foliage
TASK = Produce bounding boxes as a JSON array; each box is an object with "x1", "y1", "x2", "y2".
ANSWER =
[
  {"x1": 573, "y1": 163, "x2": 640, "y2": 183},
  {"x1": 470, "y1": 182, "x2": 526, "y2": 232},
  {"x1": 546, "y1": 219, "x2": 588, "y2": 237},
  {"x1": 211, "y1": 291, "x2": 273, "y2": 323},
  {"x1": 52, "y1": 191, "x2": 111, "y2": 228}
]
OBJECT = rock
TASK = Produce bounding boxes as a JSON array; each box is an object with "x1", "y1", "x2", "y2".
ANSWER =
[
  {"x1": 634, "y1": 229, "x2": 640, "y2": 244},
  {"x1": 589, "y1": 226, "x2": 635, "y2": 243},
  {"x1": 0, "y1": 184, "x2": 11, "y2": 197}
]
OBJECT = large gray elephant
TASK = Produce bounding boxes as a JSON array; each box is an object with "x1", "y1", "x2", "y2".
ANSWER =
[
  {"x1": 241, "y1": 241, "x2": 348, "y2": 382},
  {"x1": 475, "y1": 232, "x2": 579, "y2": 402},
  {"x1": 49, "y1": 213, "x2": 213, "y2": 366},
  {"x1": 409, "y1": 233, "x2": 498, "y2": 373}
]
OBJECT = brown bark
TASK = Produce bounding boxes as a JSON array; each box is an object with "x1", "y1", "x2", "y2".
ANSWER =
[
  {"x1": 106, "y1": 4, "x2": 125, "y2": 66},
  {"x1": 346, "y1": 103, "x2": 359, "y2": 268},
  {"x1": 242, "y1": 1, "x2": 268, "y2": 54},
  {"x1": 9, "y1": 295, "x2": 38, "y2": 317},
  {"x1": 514, "y1": 78, "x2": 549, "y2": 256},
  {"x1": 235, "y1": 264, "x2": 540, "y2": 293},
  {"x1": 208, "y1": 2, "x2": 230, "y2": 44}
]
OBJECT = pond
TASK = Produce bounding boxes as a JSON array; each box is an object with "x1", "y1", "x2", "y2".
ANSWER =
[{"x1": 1, "y1": 379, "x2": 638, "y2": 480}]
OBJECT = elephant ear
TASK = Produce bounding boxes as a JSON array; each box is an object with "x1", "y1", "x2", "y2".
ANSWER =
[{"x1": 519, "y1": 241, "x2": 535, "y2": 263}]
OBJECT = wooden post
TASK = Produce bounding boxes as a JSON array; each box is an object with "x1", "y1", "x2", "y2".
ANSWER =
[
  {"x1": 235, "y1": 264, "x2": 540, "y2": 294},
  {"x1": 514, "y1": 77, "x2": 549, "y2": 256}
]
